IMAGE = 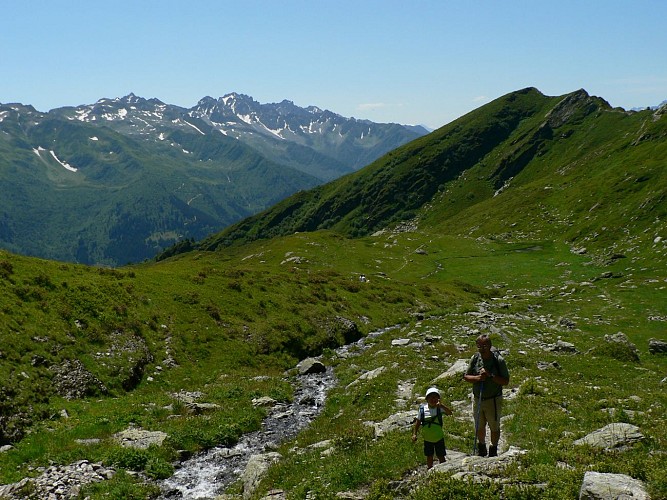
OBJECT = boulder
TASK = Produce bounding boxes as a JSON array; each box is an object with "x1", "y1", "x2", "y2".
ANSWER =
[
  {"x1": 603, "y1": 332, "x2": 640, "y2": 362},
  {"x1": 579, "y1": 471, "x2": 649, "y2": 499},
  {"x1": 252, "y1": 396, "x2": 278, "y2": 407},
  {"x1": 297, "y1": 358, "x2": 326, "y2": 375},
  {"x1": 433, "y1": 359, "x2": 469, "y2": 382},
  {"x1": 241, "y1": 452, "x2": 282, "y2": 499},
  {"x1": 346, "y1": 366, "x2": 386, "y2": 388},
  {"x1": 432, "y1": 447, "x2": 526, "y2": 476},
  {"x1": 186, "y1": 402, "x2": 220, "y2": 414},
  {"x1": 573, "y1": 422, "x2": 643, "y2": 450},
  {"x1": 548, "y1": 340, "x2": 578, "y2": 353},
  {"x1": 648, "y1": 338, "x2": 667, "y2": 354},
  {"x1": 369, "y1": 410, "x2": 415, "y2": 437},
  {"x1": 114, "y1": 427, "x2": 168, "y2": 449}
]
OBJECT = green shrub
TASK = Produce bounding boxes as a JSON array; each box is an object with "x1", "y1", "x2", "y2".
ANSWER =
[
  {"x1": 106, "y1": 447, "x2": 149, "y2": 471},
  {"x1": 144, "y1": 456, "x2": 174, "y2": 480},
  {"x1": 79, "y1": 470, "x2": 161, "y2": 499}
]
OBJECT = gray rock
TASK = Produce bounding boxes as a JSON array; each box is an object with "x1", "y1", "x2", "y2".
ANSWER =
[
  {"x1": 537, "y1": 361, "x2": 561, "y2": 370},
  {"x1": 559, "y1": 317, "x2": 576, "y2": 329},
  {"x1": 252, "y1": 396, "x2": 278, "y2": 407},
  {"x1": 369, "y1": 410, "x2": 415, "y2": 438},
  {"x1": 573, "y1": 422, "x2": 643, "y2": 450},
  {"x1": 648, "y1": 338, "x2": 667, "y2": 354},
  {"x1": 605, "y1": 332, "x2": 639, "y2": 354},
  {"x1": 433, "y1": 359, "x2": 469, "y2": 382},
  {"x1": 187, "y1": 402, "x2": 220, "y2": 414},
  {"x1": 241, "y1": 452, "x2": 282, "y2": 499},
  {"x1": 579, "y1": 471, "x2": 649, "y2": 499},
  {"x1": 431, "y1": 446, "x2": 527, "y2": 477},
  {"x1": 548, "y1": 340, "x2": 578, "y2": 353},
  {"x1": 297, "y1": 358, "x2": 326, "y2": 375},
  {"x1": 114, "y1": 427, "x2": 168, "y2": 449},
  {"x1": 346, "y1": 366, "x2": 386, "y2": 388}
]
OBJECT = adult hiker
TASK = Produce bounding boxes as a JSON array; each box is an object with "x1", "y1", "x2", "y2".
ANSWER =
[
  {"x1": 412, "y1": 386, "x2": 453, "y2": 469},
  {"x1": 463, "y1": 334, "x2": 509, "y2": 457}
]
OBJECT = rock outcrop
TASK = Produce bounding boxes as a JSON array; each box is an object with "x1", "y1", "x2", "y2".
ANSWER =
[
  {"x1": 573, "y1": 422, "x2": 643, "y2": 451},
  {"x1": 579, "y1": 471, "x2": 649, "y2": 499}
]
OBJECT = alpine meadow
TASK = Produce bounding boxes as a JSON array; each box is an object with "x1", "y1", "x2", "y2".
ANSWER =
[{"x1": 0, "y1": 87, "x2": 665, "y2": 499}]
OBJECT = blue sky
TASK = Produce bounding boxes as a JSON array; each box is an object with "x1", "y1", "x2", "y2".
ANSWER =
[{"x1": 2, "y1": 1, "x2": 666, "y2": 129}]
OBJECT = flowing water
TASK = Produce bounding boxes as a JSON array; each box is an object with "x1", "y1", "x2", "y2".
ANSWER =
[{"x1": 159, "y1": 326, "x2": 397, "y2": 499}]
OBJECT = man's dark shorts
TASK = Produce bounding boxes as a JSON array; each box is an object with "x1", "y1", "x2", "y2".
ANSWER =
[{"x1": 424, "y1": 438, "x2": 446, "y2": 457}]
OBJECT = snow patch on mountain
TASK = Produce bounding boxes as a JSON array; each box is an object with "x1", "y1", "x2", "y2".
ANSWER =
[
  {"x1": 183, "y1": 120, "x2": 205, "y2": 135},
  {"x1": 49, "y1": 150, "x2": 78, "y2": 172}
]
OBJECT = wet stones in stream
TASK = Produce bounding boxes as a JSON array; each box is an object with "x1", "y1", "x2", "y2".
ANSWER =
[{"x1": 159, "y1": 366, "x2": 335, "y2": 499}]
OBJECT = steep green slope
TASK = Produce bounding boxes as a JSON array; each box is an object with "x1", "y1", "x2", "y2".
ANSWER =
[
  {"x1": 197, "y1": 88, "x2": 666, "y2": 263},
  {"x1": 196, "y1": 87, "x2": 557, "y2": 249}
]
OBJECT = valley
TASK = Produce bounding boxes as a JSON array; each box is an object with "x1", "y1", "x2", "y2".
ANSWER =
[{"x1": 0, "y1": 87, "x2": 665, "y2": 498}]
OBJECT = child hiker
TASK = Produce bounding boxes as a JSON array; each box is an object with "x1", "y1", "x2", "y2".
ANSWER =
[{"x1": 412, "y1": 387, "x2": 453, "y2": 469}]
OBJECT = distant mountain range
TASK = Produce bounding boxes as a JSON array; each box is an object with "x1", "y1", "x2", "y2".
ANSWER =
[{"x1": 0, "y1": 93, "x2": 427, "y2": 265}]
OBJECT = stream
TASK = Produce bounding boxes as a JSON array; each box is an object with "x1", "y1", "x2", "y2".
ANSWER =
[{"x1": 158, "y1": 326, "x2": 396, "y2": 499}]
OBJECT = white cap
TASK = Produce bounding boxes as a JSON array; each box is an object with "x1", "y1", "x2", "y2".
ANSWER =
[{"x1": 425, "y1": 387, "x2": 440, "y2": 398}]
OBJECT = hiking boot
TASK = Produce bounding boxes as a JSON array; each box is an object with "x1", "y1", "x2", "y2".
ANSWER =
[
  {"x1": 488, "y1": 445, "x2": 498, "y2": 457},
  {"x1": 477, "y1": 443, "x2": 487, "y2": 457}
]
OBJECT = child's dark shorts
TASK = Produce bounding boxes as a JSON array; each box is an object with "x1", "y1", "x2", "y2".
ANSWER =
[{"x1": 424, "y1": 438, "x2": 446, "y2": 457}]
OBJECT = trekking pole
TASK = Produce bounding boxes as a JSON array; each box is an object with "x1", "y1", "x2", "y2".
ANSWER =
[{"x1": 472, "y1": 382, "x2": 484, "y2": 455}]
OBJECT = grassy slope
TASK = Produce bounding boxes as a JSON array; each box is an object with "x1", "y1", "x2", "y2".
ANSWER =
[{"x1": 0, "y1": 89, "x2": 665, "y2": 498}]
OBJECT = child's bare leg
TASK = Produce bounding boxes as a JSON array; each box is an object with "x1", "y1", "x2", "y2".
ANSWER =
[
  {"x1": 437, "y1": 455, "x2": 446, "y2": 464},
  {"x1": 426, "y1": 455, "x2": 434, "y2": 469}
]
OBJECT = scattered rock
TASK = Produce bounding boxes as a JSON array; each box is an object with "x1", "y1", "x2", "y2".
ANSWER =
[
  {"x1": 172, "y1": 390, "x2": 203, "y2": 404},
  {"x1": 579, "y1": 471, "x2": 649, "y2": 499},
  {"x1": 0, "y1": 460, "x2": 115, "y2": 500},
  {"x1": 50, "y1": 359, "x2": 108, "y2": 400}
]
